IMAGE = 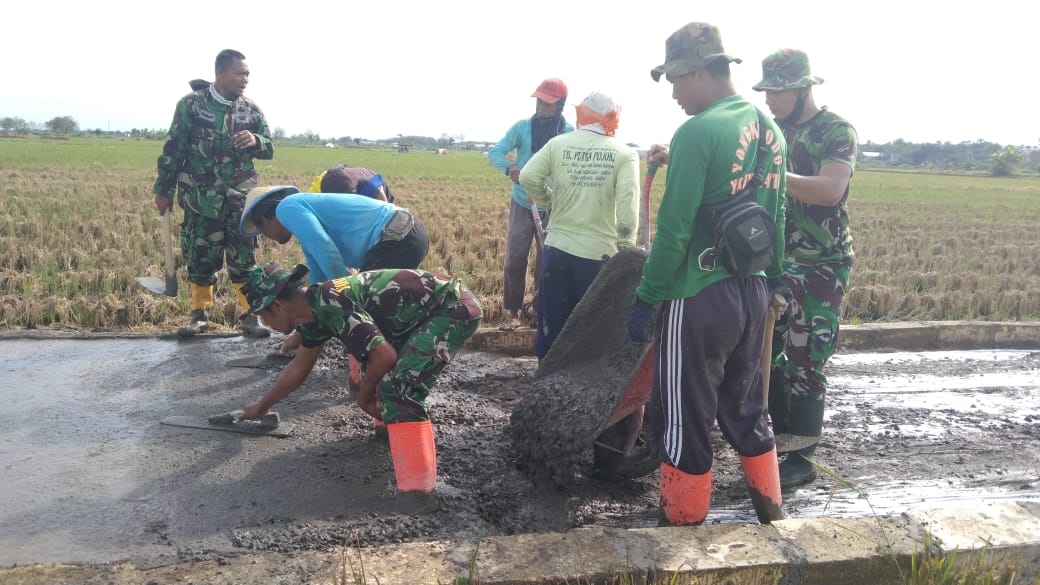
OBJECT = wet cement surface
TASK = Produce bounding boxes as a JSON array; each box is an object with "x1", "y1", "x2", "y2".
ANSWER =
[{"x1": 1, "y1": 335, "x2": 1039, "y2": 570}]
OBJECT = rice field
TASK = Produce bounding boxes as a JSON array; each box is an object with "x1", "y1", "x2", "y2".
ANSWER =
[{"x1": 1, "y1": 135, "x2": 1038, "y2": 332}]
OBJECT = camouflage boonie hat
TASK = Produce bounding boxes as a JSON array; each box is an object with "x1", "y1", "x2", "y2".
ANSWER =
[
  {"x1": 752, "y1": 49, "x2": 824, "y2": 91},
  {"x1": 240, "y1": 262, "x2": 309, "y2": 318},
  {"x1": 650, "y1": 22, "x2": 741, "y2": 82}
]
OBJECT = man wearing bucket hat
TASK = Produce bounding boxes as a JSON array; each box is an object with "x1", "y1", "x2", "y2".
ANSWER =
[
  {"x1": 154, "y1": 49, "x2": 274, "y2": 338},
  {"x1": 240, "y1": 184, "x2": 429, "y2": 374},
  {"x1": 308, "y1": 165, "x2": 394, "y2": 203},
  {"x1": 240, "y1": 186, "x2": 427, "y2": 281},
  {"x1": 518, "y1": 91, "x2": 640, "y2": 359},
  {"x1": 488, "y1": 78, "x2": 574, "y2": 332},
  {"x1": 236, "y1": 261, "x2": 482, "y2": 515},
  {"x1": 628, "y1": 22, "x2": 788, "y2": 527},
  {"x1": 753, "y1": 49, "x2": 858, "y2": 490}
]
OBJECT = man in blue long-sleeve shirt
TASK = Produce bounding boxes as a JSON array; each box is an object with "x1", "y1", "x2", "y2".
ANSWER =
[
  {"x1": 487, "y1": 78, "x2": 573, "y2": 331},
  {"x1": 240, "y1": 186, "x2": 429, "y2": 361}
]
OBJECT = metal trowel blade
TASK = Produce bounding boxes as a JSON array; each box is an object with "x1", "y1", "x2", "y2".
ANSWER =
[{"x1": 225, "y1": 352, "x2": 295, "y2": 369}]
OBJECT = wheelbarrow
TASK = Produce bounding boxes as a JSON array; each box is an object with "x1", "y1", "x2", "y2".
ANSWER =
[{"x1": 510, "y1": 247, "x2": 658, "y2": 484}]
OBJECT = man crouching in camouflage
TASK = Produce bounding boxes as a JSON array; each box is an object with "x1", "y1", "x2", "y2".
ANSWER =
[
  {"x1": 153, "y1": 49, "x2": 274, "y2": 337},
  {"x1": 237, "y1": 262, "x2": 482, "y2": 515}
]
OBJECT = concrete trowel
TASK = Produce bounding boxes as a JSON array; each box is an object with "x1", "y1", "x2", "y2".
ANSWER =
[
  {"x1": 160, "y1": 410, "x2": 293, "y2": 437},
  {"x1": 135, "y1": 210, "x2": 178, "y2": 297},
  {"x1": 225, "y1": 351, "x2": 295, "y2": 369}
]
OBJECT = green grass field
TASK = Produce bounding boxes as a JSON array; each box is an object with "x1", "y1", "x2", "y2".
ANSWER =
[{"x1": 1, "y1": 135, "x2": 1038, "y2": 332}]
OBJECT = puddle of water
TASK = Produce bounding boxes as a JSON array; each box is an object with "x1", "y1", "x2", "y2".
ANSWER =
[
  {"x1": 786, "y1": 477, "x2": 1040, "y2": 519},
  {"x1": 828, "y1": 350, "x2": 1040, "y2": 425},
  {"x1": 830, "y1": 349, "x2": 1034, "y2": 365}
]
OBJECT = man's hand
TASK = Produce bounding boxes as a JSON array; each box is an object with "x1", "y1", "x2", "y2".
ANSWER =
[
  {"x1": 767, "y1": 278, "x2": 793, "y2": 319},
  {"x1": 627, "y1": 299, "x2": 655, "y2": 343},
  {"x1": 647, "y1": 144, "x2": 670, "y2": 166},
  {"x1": 507, "y1": 165, "x2": 521, "y2": 183},
  {"x1": 155, "y1": 194, "x2": 173, "y2": 214},
  {"x1": 232, "y1": 130, "x2": 257, "y2": 150},
  {"x1": 240, "y1": 401, "x2": 268, "y2": 421},
  {"x1": 357, "y1": 390, "x2": 381, "y2": 420}
]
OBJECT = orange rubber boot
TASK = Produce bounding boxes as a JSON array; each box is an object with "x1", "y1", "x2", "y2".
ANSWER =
[
  {"x1": 740, "y1": 446, "x2": 785, "y2": 523},
  {"x1": 659, "y1": 462, "x2": 711, "y2": 526},
  {"x1": 387, "y1": 420, "x2": 439, "y2": 515}
]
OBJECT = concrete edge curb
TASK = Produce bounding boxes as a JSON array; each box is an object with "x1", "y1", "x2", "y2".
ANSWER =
[{"x1": 3, "y1": 501, "x2": 1037, "y2": 584}]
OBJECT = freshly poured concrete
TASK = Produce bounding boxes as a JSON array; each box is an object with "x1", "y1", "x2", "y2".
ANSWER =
[{"x1": 1, "y1": 327, "x2": 1038, "y2": 584}]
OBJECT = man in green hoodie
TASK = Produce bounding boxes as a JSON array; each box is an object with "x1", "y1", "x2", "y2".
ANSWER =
[{"x1": 628, "y1": 22, "x2": 788, "y2": 527}]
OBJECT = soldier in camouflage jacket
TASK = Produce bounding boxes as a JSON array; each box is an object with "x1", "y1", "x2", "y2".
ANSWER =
[
  {"x1": 237, "y1": 262, "x2": 482, "y2": 515},
  {"x1": 153, "y1": 49, "x2": 274, "y2": 337},
  {"x1": 754, "y1": 49, "x2": 859, "y2": 490}
]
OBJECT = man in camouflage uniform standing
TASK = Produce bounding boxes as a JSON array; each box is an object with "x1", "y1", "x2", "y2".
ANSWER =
[
  {"x1": 236, "y1": 262, "x2": 482, "y2": 515},
  {"x1": 753, "y1": 49, "x2": 858, "y2": 489},
  {"x1": 154, "y1": 49, "x2": 274, "y2": 337}
]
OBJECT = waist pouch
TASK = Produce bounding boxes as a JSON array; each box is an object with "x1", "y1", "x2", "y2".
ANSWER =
[{"x1": 381, "y1": 209, "x2": 414, "y2": 241}]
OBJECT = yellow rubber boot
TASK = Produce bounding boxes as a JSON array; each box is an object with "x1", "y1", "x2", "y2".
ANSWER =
[
  {"x1": 659, "y1": 462, "x2": 712, "y2": 526},
  {"x1": 235, "y1": 282, "x2": 270, "y2": 338},
  {"x1": 177, "y1": 283, "x2": 213, "y2": 336},
  {"x1": 387, "y1": 420, "x2": 439, "y2": 515}
]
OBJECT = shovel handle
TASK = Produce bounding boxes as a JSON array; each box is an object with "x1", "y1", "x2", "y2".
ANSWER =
[
  {"x1": 162, "y1": 210, "x2": 179, "y2": 296},
  {"x1": 162, "y1": 211, "x2": 174, "y2": 277}
]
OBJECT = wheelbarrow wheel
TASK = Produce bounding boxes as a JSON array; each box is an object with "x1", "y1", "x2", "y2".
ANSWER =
[{"x1": 592, "y1": 407, "x2": 658, "y2": 481}]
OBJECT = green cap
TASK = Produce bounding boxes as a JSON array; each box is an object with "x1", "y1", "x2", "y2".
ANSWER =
[
  {"x1": 650, "y1": 22, "x2": 741, "y2": 82},
  {"x1": 239, "y1": 262, "x2": 309, "y2": 319},
  {"x1": 752, "y1": 49, "x2": 824, "y2": 91}
]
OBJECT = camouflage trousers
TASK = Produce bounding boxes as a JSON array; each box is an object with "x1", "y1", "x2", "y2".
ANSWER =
[
  {"x1": 377, "y1": 292, "x2": 483, "y2": 424},
  {"x1": 178, "y1": 183, "x2": 256, "y2": 285},
  {"x1": 771, "y1": 261, "x2": 852, "y2": 400}
]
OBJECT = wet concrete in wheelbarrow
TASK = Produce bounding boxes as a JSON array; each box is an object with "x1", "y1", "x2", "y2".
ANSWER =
[{"x1": 1, "y1": 333, "x2": 1039, "y2": 573}]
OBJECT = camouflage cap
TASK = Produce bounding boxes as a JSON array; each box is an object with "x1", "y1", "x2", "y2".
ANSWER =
[
  {"x1": 240, "y1": 262, "x2": 309, "y2": 318},
  {"x1": 650, "y1": 22, "x2": 741, "y2": 82},
  {"x1": 752, "y1": 49, "x2": 824, "y2": 91}
]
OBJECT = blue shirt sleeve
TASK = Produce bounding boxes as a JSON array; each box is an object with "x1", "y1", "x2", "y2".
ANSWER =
[{"x1": 488, "y1": 120, "x2": 525, "y2": 174}]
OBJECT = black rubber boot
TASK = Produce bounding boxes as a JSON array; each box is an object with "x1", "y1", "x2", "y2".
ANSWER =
[
  {"x1": 240, "y1": 315, "x2": 270, "y2": 338},
  {"x1": 779, "y1": 396, "x2": 825, "y2": 490},
  {"x1": 177, "y1": 309, "x2": 210, "y2": 336}
]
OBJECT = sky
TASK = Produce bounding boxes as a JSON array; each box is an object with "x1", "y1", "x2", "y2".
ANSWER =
[{"x1": 3, "y1": 0, "x2": 1037, "y2": 149}]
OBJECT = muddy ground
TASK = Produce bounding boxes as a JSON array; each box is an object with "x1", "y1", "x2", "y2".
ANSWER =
[{"x1": 1, "y1": 333, "x2": 1038, "y2": 579}]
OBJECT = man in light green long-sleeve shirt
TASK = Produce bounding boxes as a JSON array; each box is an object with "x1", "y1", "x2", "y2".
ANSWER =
[{"x1": 519, "y1": 91, "x2": 640, "y2": 359}]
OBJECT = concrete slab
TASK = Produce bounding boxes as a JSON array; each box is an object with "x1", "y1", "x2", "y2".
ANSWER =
[
  {"x1": 905, "y1": 501, "x2": 1040, "y2": 582},
  {"x1": 772, "y1": 516, "x2": 919, "y2": 585}
]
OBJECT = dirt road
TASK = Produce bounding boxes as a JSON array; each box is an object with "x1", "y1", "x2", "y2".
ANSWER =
[{"x1": 1, "y1": 334, "x2": 1037, "y2": 572}]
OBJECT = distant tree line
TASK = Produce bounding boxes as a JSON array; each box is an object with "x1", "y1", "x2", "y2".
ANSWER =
[
  {"x1": 6, "y1": 114, "x2": 1039, "y2": 176},
  {"x1": 861, "y1": 139, "x2": 1040, "y2": 176}
]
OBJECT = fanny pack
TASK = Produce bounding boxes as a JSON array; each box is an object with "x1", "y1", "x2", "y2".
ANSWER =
[
  {"x1": 695, "y1": 109, "x2": 777, "y2": 279},
  {"x1": 381, "y1": 209, "x2": 414, "y2": 241}
]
